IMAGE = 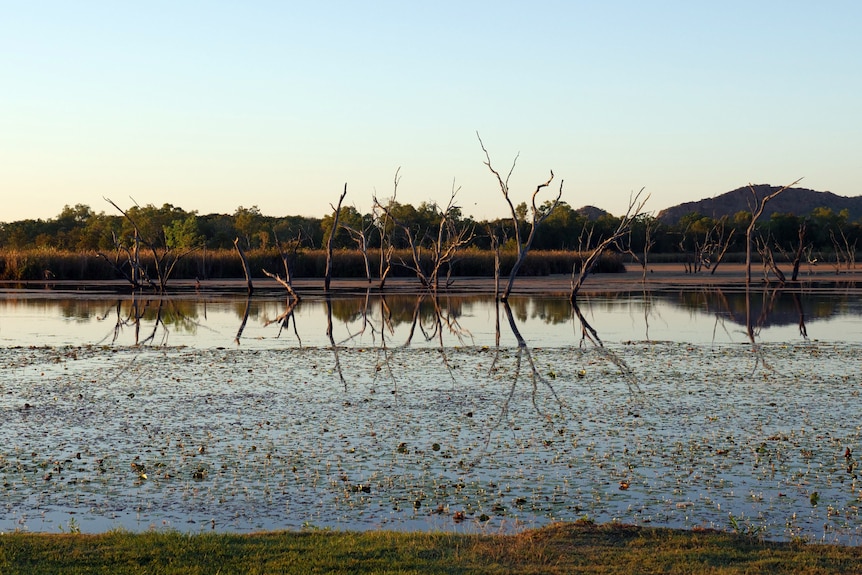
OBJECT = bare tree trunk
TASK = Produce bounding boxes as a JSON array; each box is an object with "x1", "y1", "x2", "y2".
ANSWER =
[
  {"x1": 233, "y1": 237, "x2": 253, "y2": 294},
  {"x1": 374, "y1": 183, "x2": 473, "y2": 293},
  {"x1": 790, "y1": 221, "x2": 808, "y2": 282},
  {"x1": 478, "y1": 133, "x2": 562, "y2": 301},
  {"x1": 325, "y1": 184, "x2": 348, "y2": 291},
  {"x1": 342, "y1": 220, "x2": 372, "y2": 283},
  {"x1": 376, "y1": 169, "x2": 399, "y2": 290},
  {"x1": 571, "y1": 189, "x2": 648, "y2": 299},
  {"x1": 263, "y1": 230, "x2": 301, "y2": 301},
  {"x1": 488, "y1": 225, "x2": 501, "y2": 300},
  {"x1": 745, "y1": 179, "x2": 801, "y2": 284},
  {"x1": 756, "y1": 235, "x2": 786, "y2": 285},
  {"x1": 235, "y1": 294, "x2": 251, "y2": 344}
]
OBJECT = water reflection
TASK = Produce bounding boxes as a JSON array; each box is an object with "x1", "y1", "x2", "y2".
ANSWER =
[
  {"x1": 2, "y1": 288, "x2": 861, "y2": 543},
  {"x1": 1, "y1": 287, "x2": 862, "y2": 348}
]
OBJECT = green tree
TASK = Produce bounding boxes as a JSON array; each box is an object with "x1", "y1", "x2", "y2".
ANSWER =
[
  {"x1": 165, "y1": 214, "x2": 204, "y2": 249},
  {"x1": 233, "y1": 206, "x2": 264, "y2": 249}
]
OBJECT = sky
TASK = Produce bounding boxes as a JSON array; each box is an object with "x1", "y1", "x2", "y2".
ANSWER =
[{"x1": 2, "y1": 1, "x2": 861, "y2": 224}]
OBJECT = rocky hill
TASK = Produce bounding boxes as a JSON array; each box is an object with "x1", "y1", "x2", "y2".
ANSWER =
[
  {"x1": 656, "y1": 185, "x2": 862, "y2": 224},
  {"x1": 574, "y1": 205, "x2": 611, "y2": 220}
]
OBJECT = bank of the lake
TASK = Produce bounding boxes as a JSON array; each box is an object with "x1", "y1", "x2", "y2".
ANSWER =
[{"x1": 2, "y1": 522, "x2": 862, "y2": 574}]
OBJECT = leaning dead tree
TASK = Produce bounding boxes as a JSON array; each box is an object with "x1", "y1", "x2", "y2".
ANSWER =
[
  {"x1": 745, "y1": 179, "x2": 802, "y2": 284},
  {"x1": 262, "y1": 229, "x2": 302, "y2": 301},
  {"x1": 570, "y1": 189, "x2": 648, "y2": 300},
  {"x1": 755, "y1": 233, "x2": 787, "y2": 285},
  {"x1": 233, "y1": 237, "x2": 253, "y2": 294},
  {"x1": 478, "y1": 133, "x2": 562, "y2": 300},
  {"x1": 324, "y1": 184, "x2": 348, "y2": 291}
]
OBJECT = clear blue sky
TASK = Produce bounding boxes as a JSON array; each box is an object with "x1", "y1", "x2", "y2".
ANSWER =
[{"x1": 2, "y1": 1, "x2": 860, "y2": 223}]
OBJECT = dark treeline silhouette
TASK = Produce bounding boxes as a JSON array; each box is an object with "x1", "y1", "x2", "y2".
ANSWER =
[
  {"x1": 4, "y1": 200, "x2": 861, "y2": 254},
  {"x1": 1, "y1": 198, "x2": 860, "y2": 282}
]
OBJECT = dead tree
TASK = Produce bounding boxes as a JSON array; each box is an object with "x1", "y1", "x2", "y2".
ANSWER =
[
  {"x1": 324, "y1": 184, "x2": 348, "y2": 291},
  {"x1": 104, "y1": 198, "x2": 199, "y2": 292},
  {"x1": 235, "y1": 294, "x2": 251, "y2": 344},
  {"x1": 263, "y1": 297, "x2": 301, "y2": 343},
  {"x1": 755, "y1": 233, "x2": 787, "y2": 285},
  {"x1": 707, "y1": 217, "x2": 736, "y2": 275},
  {"x1": 642, "y1": 217, "x2": 658, "y2": 281},
  {"x1": 105, "y1": 198, "x2": 199, "y2": 292},
  {"x1": 262, "y1": 229, "x2": 301, "y2": 301},
  {"x1": 570, "y1": 189, "x2": 648, "y2": 300},
  {"x1": 97, "y1": 230, "x2": 150, "y2": 289},
  {"x1": 830, "y1": 228, "x2": 857, "y2": 272},
  {"x1": 745, "y1": 179, "x2": 802, "y2": 284},
  {"x1": 677, "y1": 225, "x2": 697, "y2": 274},
  {"x1": 628, "y1": 215, "x2": 658, "y2": 282},
  {"x1": 427, "y1": 182, "x2": 475, "y2": 290},
  {"x1": 233, "y1": 237, "x2": 254, "y2": 294},
  {"x1": 790, "y1": 221, "x2": 809, "y2": 282},
  {"x1": 478, "y1": 133, "x2": 562, "y2": 300},
  {"x1": 340, "y1": 208, "x2": 375, "y2": 284},
  {"x1": 676, "y1": 217, "x2": 733, "y2": 275},
  {"x1": 374, "y1": 169, "x2": 400, "y2": 290},
  {"x1": 373, "y1": 183, "x2": 474, "y2": 292},
  {"x1": 487, "y1": 224, "x2": 503, "y2": 299}
]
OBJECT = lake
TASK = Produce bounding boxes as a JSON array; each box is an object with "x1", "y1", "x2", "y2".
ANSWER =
[
  {"x1": 2, "y1": 279, "x2": 861, "y2": 348},
  {"x1": 1, "y1": 274, "x2": 861, "y2": 544}
]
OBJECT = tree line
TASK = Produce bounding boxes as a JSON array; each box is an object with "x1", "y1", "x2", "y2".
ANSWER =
[{"x1": 1, "y1": 199, "x2": 859, "y2": 259}]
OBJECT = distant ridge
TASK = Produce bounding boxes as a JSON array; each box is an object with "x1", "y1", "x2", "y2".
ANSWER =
[
  {"x1": 575, "y1": 205, "x2": 611, "y2": 220},
  {"x1": 656, "y1": 185, "x2": 862, "y2": 224}
]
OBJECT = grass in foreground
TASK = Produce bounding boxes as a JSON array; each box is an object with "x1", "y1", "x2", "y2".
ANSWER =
[{"x1": 1, "y1": 521, "x2": 860, "y2": 575}]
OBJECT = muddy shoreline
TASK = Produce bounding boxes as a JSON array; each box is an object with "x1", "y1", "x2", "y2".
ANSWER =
[{"x1": 3, "y1": 263, "x2": 861, "y2": 297}]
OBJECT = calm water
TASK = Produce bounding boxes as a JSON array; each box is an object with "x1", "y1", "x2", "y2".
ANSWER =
[
  {"x1": 1, "y1": 284, "x2": 861, "y2": 543},
  {"x1": 1, "y1": 286, "x2": 862, "y2": 348}
]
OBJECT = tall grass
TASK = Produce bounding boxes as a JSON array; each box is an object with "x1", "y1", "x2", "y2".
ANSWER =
[{"x1": 0, "y1": 248, "x2": 625, "y2": 281}]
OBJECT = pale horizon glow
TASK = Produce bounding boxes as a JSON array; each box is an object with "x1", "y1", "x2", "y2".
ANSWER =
[{"x1": 2, "y1": 1, "x2": 861, "y2": 223}]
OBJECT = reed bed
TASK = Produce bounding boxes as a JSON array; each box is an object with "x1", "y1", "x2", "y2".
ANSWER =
[{"x1": 0, "y1": 248, "x2": 625, "y2": 281}]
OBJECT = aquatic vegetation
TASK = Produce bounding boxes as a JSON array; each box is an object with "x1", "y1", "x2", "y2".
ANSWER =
[{"x1": 0, "y1": 341, "x2": 860, "y2": 544}]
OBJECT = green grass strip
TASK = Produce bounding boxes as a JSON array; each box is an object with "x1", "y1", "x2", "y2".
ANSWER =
[{"x1": 1, "y1": 522, "x2": 860, "y2": 574}]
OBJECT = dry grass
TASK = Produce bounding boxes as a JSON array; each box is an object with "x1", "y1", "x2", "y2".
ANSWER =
[{"x1": 0, "y1": 248, "x2": 625, "y2": 281}]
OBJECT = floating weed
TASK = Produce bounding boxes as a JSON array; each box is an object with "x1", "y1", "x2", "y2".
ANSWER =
[{"x1": 1, "y1": 344, "x2": 861, "y2": 542}]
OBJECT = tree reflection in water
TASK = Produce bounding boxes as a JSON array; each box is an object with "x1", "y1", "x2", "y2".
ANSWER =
[{"x1": 100, "y1": 294, "x2": 204, "y2": 346}]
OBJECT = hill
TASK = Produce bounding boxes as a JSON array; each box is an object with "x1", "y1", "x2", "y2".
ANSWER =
[
  {"x1": 575, "y1": 205, "x2": 611, "y2": 220},
  {"x1": 656, "y1": 185, "x2": 862, "y2": 224}
]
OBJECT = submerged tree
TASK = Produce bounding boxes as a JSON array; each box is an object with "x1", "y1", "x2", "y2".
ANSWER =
[
  {"x1": 324, "y1": 184, "x2": 348, "y2": 291},
  {"x1": 478, "y1": 133, "x2": 562, "y2": 300},
  {"x1": 373, "y1": 179, "x2": 474, "y2": 291},
  {"x1": 570, "y1": 189, "x2": 648, "y2": 300},
  {"x1": 102, "y1": 198, "x2": 201, "y2": 292},
  {"x1": 745, "y1": 179, "x2": 802, "y2": 284}
]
